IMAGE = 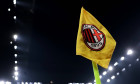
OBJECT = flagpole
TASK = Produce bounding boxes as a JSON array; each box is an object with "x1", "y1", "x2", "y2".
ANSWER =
[{"x1": 92, "y1": 61, "x2": 101, "y2": 84}]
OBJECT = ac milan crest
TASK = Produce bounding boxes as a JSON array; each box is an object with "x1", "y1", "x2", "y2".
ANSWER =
[{"x1": 82, "y1": 24, "x2": 106, "y2": 51}]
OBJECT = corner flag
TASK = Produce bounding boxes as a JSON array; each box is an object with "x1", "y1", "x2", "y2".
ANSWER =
[{"x1": 76, "y1": 7, "x2": 116, "y2": 69}]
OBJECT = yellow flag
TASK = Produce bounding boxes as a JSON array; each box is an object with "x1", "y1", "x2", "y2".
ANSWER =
[{"x1": 76, "y1": 7, "x2": 116, "y2": 69}]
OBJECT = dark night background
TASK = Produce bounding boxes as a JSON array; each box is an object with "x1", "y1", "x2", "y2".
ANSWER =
[{"x1": 0, "y1": 0, "x2": 140, "y2": 84}]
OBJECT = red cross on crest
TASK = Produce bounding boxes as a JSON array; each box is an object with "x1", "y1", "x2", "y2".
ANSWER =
[{"x1": 82, "y1": 24, "x2": 106, "y2": 51}]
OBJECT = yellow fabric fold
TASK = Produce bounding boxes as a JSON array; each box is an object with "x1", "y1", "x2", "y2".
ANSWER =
[{"x1": 76, "y1": 7, "x2": 116, "y2": 68}]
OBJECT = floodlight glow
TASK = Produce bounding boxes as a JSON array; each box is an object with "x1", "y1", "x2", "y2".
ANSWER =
[
  {"x1": 128, "y1": 64, "x2": 132, "y2": 67},
  {"x1": 117, "y1": 72, "x2": 120, "y2": 75},
  {"x1": 15, "y1": 76, "x2": 18, "y2": 80},
  {"x1": 114, "y1": 62, "x2": 118, "y2": 66},
  {"x1": 34, "y1": 82, "x2": 37, "y2": 84},
  {"x1": 122, "y1": 68, "x2": 125, "y2": 72},
  {"x1": 29, "y1": 82, "x2": 33, "y2": 84},
  {"x1": 103, "y1": 71, "x2": 107, "y2": 75},
  {"x1": 136, "y1": 58, "x2": 139, "y2": 61},
  {"x1": 13, "y1": 34, "x2": 18, "y2": 40},
  {"x1": 6, "y1": 81, "x2": 11, "y2": 84},
  {"x1": 14, "y1": 45, "x2": 17, "y2": 49},
  {"x1": 13, "y1": 16, "x2": 16, "y2": 20},
  {"x1": 21, "y1": 82, "x2": 24, "y2": 84},
  {"x1": 8, "y1": 8, "x2": 11, "y2": 11},
  {"x1": 127, "y1": 49, "x2": 133, "y2": 55},
  {"x1": 120, "y1": 56, "x2": 125, "y2": 61},
  {"x1": 100, "y1": 75, "x2": 102, "y2": 79},
  {"x1": 15, "y1": 61, "x2": 17, "y2": 64},
  {"x1": 111, "y1": 75, "x2": 115, "y2": 80},
  {"x1": 10, "y1": 41, "x2": 12, "y2": 44},
  {"x1": 88, "y1": 83, "x2": 92, "y2": 84},
  {"x1": 94, "y1": 83, "x2": 96, "y2": 84},
  {"x1": 38, "y1": 82, "x2": 41, "y2": 84},
  {"x1": 25, "y1": 82, "x2": 28, "y2": 84},
  {"x1": 107, "y1": 79, "x2": 110, "y2": 82},
  {"x1": 13, "y1": 0, "x2": 16, "y2": 4},
  {"x1": 0, "y1": 81, "x2": 4, "y2": 84},
  {"x1": 14, "y1": 54, "x2": 17, "y2": 57},
  {"x1": 14, "y1": 71, "x2": 18, "y2": 76},
  {"x1": 15, "y1": 66, "x2": 18, "y2": 71},
  {"x1": 108, "y1": 66, "x2": 113, "y2": 71},
  {"x1": 94, "y1": 79, "x2": 96, "y2": 82}
]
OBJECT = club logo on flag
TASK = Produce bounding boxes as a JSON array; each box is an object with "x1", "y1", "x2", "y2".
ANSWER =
[{"x1": 82, "y1": 24, "x2": 106, "y2": 51}]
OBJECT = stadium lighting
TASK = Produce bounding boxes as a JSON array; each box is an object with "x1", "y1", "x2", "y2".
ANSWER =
[
  {"x1": 15, "y1": 76, "x2": 18, "y2": 80},
  {"x1": 108, "y1": 66, "x2": 113, "y2": 71},
  {"x1": 111, "y1": 75, "x2": 115, "y2": 80},
  {"x1": 25, "y1": 82, "x2": 28, "y2": 84},
  {"x1": 14, "y1": 71, "x2": 18, "y2": 76},
  {"x1": 94, "y1": 80, "x2": 96, "y2": 82},
  {"x1": 127, "y1": 49, "x2": 133, "y2": 55},
  {"x1": 128, "y1": 64, "x2": 132, "y2": 67},
  {"x1": 122, "y1": 68, "x2": 125, "y2": 72},
  {"x1": 14, "y1": 54, "x2": 17, "y2": 57},
  {"x1": 14, "y1": 45, "x2": 17, "y2": 49},
  {"x1": 13, "y1": 34, "x2": 18, "y2": 40},
  {"x1": 107, "y1": 79, "x2": 110, "y2": 83},
  {"x1": 15, "y1": 61, "x2": 17, "y2": 64},
  {"x1": 13, "y1": 0, "x2": 16, "y2": 4},
  {"x1": 10, "y1": 41, "x2": 12, "y2": 44},
  {"x1": 21, "y1": 82, "x2": 24, "y2": 84},
  {"x1": 117, "y1": 72, "x2": 120, "y2": 75},
  {"x1": 15, "y1": 66, "x2": 18, "y2": 71},
  {"x1": 120, "y1": 56, "x2": 125, "y2": 61},
  {"x1": 88, "y1": 83, "x2": 92, "y2": 84},
  {"x1": 114, "y1": 62, "x2": 118, "y2": 66},
  {"x1": 5, "y1": 81, "x2": 11, "y2": 84},
  {"x1": 34, "y1": 82, "x2": 37, "y2": 84},
  {"x1": 38, "y1": 82, "x2": 41, "y2": 84},
  {"x1": 100, "y1": 75, "x2": 102, "y2": 79},
  {"x1": 0, "y1": 81, "x2": 4, "y2": 84},
  {"x1": 103, "y1": 71, "x2": 107, "y2": 75},
  {"x1": 8, "y1": 8, "x2": 11, "y2": 11},
  {"x1": 13, "y1": 16, "x2": 16, "y2": 20},
  {"x1": 136, "y1": 58, "x2": 139, "y2": 61}
]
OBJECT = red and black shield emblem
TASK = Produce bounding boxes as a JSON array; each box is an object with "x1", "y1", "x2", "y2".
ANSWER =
[{"x1": 82, "y1": 24, "x2": 106, "y2": 51}]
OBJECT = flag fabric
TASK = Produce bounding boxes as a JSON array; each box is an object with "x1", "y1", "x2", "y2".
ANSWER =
[{"x1": 76, "y1": 7, "x2": 116, "y2": 69}]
